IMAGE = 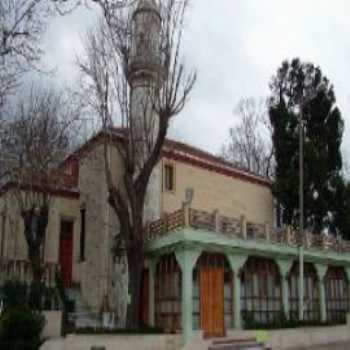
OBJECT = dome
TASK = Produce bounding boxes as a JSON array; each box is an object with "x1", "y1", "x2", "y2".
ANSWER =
[
  {"x1": 136, "y1": 0, "x2": 158, "y2": 12},
  {"x1": 134, "y1": 0, "x2": 160, "y2": 18}
]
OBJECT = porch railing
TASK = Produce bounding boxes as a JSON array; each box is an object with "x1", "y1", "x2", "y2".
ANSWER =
[
  {"x1": 0, "y1": 258, "x2": 58, "y2": 287},
  {"x1": 145, "y1": 206, "x2": 350, "y2": 254}
]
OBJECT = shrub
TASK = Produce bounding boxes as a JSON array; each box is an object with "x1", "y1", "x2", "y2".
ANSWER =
[
  {"x1": 0, "y1": 307, "x2": 45, "y2": 350},
  {"x1": 1, "y1": 279, "x2": 59, "y2": 312},
  {"x1": 1, "y1": 280, "x2": 28, "y2": 311}
]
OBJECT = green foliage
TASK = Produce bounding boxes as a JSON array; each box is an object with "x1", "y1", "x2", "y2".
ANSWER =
[
  {"x1": 328, "y1": 175, "x2": 350, "y2": 239},
  {"x1": 0, "y1": 307, "x2": 45, "y2": 342},
  {"x1": 269, "y1": 58, "x2": 344, "y2": 233},
  {"x1": 1, "y1": 279, "x2": 59, "y2": 312},
  {"x1": 2, "y1": 280, "x2": 28, "y2": 311},
  {"x1": 0, "y1": 280, "x2": 48, "y2": 349}
]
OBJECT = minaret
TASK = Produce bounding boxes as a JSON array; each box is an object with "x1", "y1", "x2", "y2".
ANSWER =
[{"x1": 129, "y1": 0, "x2": 163, "y2": 222}]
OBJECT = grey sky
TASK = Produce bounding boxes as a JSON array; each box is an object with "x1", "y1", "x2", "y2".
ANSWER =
[{"x1": 42, "y1": 0, "x2": 350, "y2": 160}]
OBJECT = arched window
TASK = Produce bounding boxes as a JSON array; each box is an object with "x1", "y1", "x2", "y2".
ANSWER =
[
  {"x1": 289, "y1": 262, "x2": 319, "y2": 321},
  {"x1": 155, "y1": 254, "x2": 181, "y2": 332},
  {"x1": 241, "y1": 257, "x2": 282, "y2": 325},
  {"x1": 325, "y1": 266, "x2": 349, "y2": 323}
]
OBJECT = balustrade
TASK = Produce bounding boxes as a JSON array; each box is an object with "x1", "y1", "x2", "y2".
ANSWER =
[{"x1": 146, "y1": 207, "x2": 350, "y2": 255}]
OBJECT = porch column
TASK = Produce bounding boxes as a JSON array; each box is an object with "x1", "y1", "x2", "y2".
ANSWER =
[
  {"x1": 175, "y1": 249, "x2": 201, "y2": 345},
  {"x1": 345, "y1": 268, "x2": 350, "y2": 311},
  {"x1": 148, "y1": 258, "x2": 158, "y2": 327},
  {"x1": 315, "y1": 264, "x2": 328, "y2": 322},
  {"x1": 226, "y1": 253, "x2": 248, "y2": 329},
  {"x1": 276, "y1": 259, "x2": 293, "y2": 319}
]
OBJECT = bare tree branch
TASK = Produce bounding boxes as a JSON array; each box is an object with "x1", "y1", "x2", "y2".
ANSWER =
[
  {"x1": 221, "y1": 98, "x2": 274, "y2": 179},
  {"x1": 0, "y1": 85, "x2": 82, "y2": 281}
]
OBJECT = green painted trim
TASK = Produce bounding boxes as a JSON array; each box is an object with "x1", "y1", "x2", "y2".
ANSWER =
[
  {"x1": 319, "y1": 279, "x2": 327, "y2": 322},
  {"x1": 276, "y1": 259, "x2": 293, "y2": 278},
  {"x1": 146, "y1": 228, "x2": 350, "y2": 268},
  {"x1": 276, "y1": 259, "x2": 293, "y2": 319},
  {"x1": 315, "y1": 263, "x2": 329, "y2": 281},
  {"x1": 233, "y1": 272, "x2": 242, "y2": 329},
  {"x1": 345, "y1": 267, "x2": 350, "y2": 283},
  {"x1": 315, "y1": 263, "x2": 328, "y2": 322},
  {"x1": 174, "y1": 249, "x2": 201, "y2": 346},
  {"x1": 174, "y1": 249, "x2": 202, "y2": 271},
  {"x1": 226, "y1": 254, "x2": 248, "y2": 272}
]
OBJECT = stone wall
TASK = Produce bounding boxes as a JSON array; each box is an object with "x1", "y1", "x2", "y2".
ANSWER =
[
  {"x1": 228, "y1": 326, "x2": 350, "y2": 349},
  {"x1": 78, "y1": 144, "x2": 128, "y2": 323},
  {"x1": 41, "y1": 311, "x2": 62, "y2": 339},
  {"x1": 42, "y1": 334, "x2": 182, "y2": 350},
  {"x1": 161, "y1": 158, "x2": 274, "y2": 225}
]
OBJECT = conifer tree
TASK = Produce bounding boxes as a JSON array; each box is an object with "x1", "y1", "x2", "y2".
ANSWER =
[{"x1": 269, "y1": 58, "x2": 344, "y2": 233}]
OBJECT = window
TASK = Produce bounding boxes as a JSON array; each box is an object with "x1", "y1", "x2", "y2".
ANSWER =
[
  {"x1": 289, "y1": 262, "x2": 320, "y2": 322},
  {"x1": 164, "y1": 163, "x2": 175, "y2": 192},
  {"x1": 241, "y1": 257, "x2": 282, "y2": 325},
  {"x1": 325, "y1": 267, "x2": 349, "y2": 323},
  {"x1": 155, "y1": 254, "x2": 181, "y2": 332},
  {"x1": 80, "y1": 208, "x2": 86, "y2": 262}
]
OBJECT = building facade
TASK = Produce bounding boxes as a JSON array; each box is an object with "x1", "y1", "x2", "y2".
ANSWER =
[{"x1": 1, "y1": 0, "x2": 350, "y2": 346}]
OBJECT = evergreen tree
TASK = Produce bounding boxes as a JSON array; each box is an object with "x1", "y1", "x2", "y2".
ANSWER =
[{"x1": 269, "y1": 58, "x2": 344, "y2": 234}]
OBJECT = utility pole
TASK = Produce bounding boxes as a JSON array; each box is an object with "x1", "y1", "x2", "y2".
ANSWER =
[
  {"x1": 298, "y1": 91, "x2": 316, "y2": 321},
  {"x1": 298, "y1": 101, "x2": 304, "y2": 321}
]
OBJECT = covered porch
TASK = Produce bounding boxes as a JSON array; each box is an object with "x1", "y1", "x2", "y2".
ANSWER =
[{"x1": 144, "y1": 205, "x2": 350, "y2": 345}]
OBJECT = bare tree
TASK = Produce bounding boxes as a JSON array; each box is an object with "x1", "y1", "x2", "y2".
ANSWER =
[
  {"x1": 78, "y1": 0, "x2": 196, "y2": 327},
  {"x1": 0, "y1": 0, "x2": 81, "y2": 114},
  {"x1": 221, "y1": 98, "x2": 274, "y2": 178},
  {"x1": 0, "y1": 86, "x2": 81, "y2": 282}
]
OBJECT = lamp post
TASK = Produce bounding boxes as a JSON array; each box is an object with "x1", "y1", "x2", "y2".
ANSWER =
[
  {"x1": 298, "y1": 101, "x2": 304, "y2": 321},
  {"x1": 298, "y1": 91, "x2": 317, "y2": 322}
]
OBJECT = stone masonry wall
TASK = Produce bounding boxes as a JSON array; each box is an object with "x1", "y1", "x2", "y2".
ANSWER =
[{"x1": 161, "y1": 158, "x2": 274, "y2": 225}]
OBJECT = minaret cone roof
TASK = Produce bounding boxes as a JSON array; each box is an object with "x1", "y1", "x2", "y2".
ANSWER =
[{"x1": 136, "y1": 0, "x2": 159, "y2": 13}]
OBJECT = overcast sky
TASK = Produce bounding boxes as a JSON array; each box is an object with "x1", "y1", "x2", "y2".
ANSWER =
[{"x1": 42, "y1": 0, "x2": 350, "y2": 161}]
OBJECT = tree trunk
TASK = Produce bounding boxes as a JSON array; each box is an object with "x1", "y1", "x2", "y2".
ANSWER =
[
  {"x1": 29, "y1": 247, "x2": 43, "y2": 283},
  {"x1": 22, "y1": 207, "x2": 49, "y2": 284},
  {"x1": 126, "y1": 245, "x2": 144, "y2": 329}
]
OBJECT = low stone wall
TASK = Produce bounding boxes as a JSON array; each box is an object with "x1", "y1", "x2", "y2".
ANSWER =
[
  {"x1": 41, "y1": 311, "x2": 62, "y2": 340},
  {"x1": 41, "y1": 325, "x2": 350, "y2": 350},
  {"x1": 226, "y1": 325, "x2": 350, "y2": 349},
  {"x1": 42, "y1": 334, "x2": 182, "y2": 350}
]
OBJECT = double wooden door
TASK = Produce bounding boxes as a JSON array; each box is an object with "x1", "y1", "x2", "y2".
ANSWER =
[{"x1": 200, "y1": 267, "x2": 225, "y2": 337}]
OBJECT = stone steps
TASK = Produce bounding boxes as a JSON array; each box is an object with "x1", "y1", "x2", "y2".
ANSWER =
[
  {"x1": 66, "y1": 288, "x2": 102, "y2": 329},
  {"x1": 208, "y1": 337, "x2": 269, "y2": 350}
]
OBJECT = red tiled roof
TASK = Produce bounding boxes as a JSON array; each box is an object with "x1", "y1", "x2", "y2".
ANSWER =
[{"x1": 62, "y1": 128, "x2": 272, "y2": 188}]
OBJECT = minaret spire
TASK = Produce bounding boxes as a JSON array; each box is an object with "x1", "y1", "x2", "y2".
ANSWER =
[{"x1": 129, "y1": 0, "x2": 164, "y2": 222}]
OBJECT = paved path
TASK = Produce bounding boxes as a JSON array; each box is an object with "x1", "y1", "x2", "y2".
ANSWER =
[{"x1": 293, "y1": 343, "x2": 350, "y2": 350}]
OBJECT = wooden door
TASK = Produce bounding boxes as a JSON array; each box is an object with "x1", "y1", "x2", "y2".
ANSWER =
[
  {"x1": 59, "y1": 221, "x2": 74, "y2": 288},
  {"x1": 200, "y1": 267, "x2": 225, "y2": 337}
]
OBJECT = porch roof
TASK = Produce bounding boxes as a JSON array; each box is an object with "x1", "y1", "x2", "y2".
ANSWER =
[{"x1": 145, "y1": 227, "x2": 350, "y2": 267}]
